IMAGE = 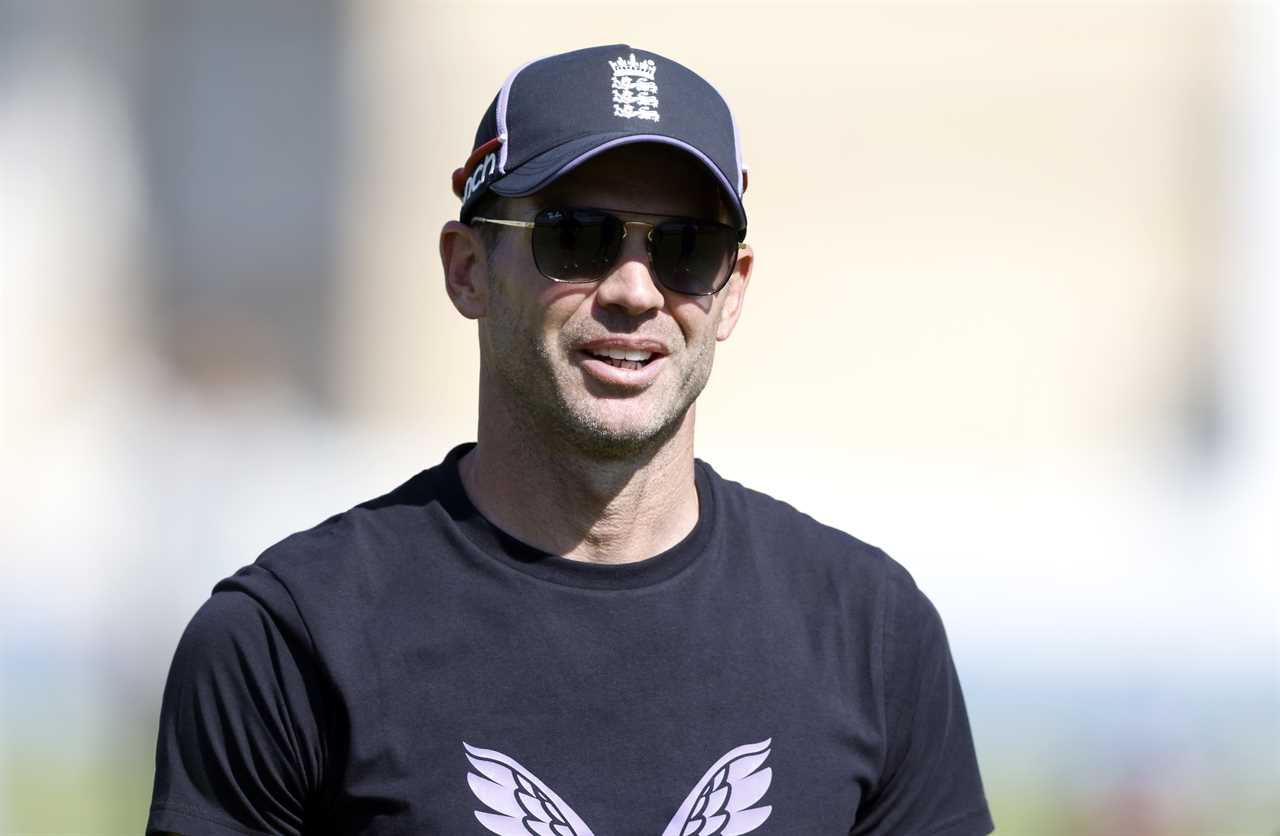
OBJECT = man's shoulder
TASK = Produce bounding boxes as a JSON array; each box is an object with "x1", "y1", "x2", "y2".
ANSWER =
[
  {"x1": 266, "y1": 467, "x2": 438, "y2": 559},
  {"x1": 700, "y1": 459, "x2": 917, "y2": 587},
  {"x1": 214, "y1": 466, "x2": 446, "y2": 610}
]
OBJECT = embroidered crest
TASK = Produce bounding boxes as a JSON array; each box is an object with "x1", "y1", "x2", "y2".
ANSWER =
[{"x1": 609, "y1": 53, "x2": 660, "y2": 122}]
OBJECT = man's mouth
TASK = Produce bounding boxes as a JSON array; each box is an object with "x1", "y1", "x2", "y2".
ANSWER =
[{"x1": 584, "y1": 348, "x2": 657, "y2": 371}]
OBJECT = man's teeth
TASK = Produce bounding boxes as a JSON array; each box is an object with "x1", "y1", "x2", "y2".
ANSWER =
[
  {"x1": 587, "y1": 348, "x2": 653, "y2": 371},
  {"x1": 594, "y1": 348, "x2": 653, "y2": 362}
]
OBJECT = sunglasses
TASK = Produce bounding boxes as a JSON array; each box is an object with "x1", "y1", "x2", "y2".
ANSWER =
[{"x1": 471, "y1": 207, "x2": 745, "y2": 296}]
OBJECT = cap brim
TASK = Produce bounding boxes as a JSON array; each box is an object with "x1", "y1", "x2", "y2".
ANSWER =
[{"x1": 490, "y1": 133, "x2": 746, "y2": 230}]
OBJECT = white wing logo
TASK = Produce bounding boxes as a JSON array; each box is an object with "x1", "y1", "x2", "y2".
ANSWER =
[{"x1": 464, "y1": 738, "x2": 774, "y2": 836}]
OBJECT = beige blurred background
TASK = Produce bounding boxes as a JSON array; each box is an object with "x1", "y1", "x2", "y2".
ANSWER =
[{"x1": 2, "y1": 2, "x2": 1277, "y2": 834}]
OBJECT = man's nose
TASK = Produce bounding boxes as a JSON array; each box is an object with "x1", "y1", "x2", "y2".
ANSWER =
[{"x1": 593, "y1": 225, "x2": 664, "y2": 315}]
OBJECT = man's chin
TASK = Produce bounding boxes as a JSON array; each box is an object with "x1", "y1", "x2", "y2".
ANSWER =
[{"x1": 558, "y1": 405, "x2": 689, "y2": 461}]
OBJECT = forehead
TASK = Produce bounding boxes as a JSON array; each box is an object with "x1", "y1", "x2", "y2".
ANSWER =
[{"x1": 526, "y1": 143, "x2": 729, "y2": 221}]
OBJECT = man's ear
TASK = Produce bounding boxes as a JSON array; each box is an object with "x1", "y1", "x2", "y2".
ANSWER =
[
  {"x1": 715, "y1": 243, "x2": 753, "y2": 341},
  {"x1": 440, "y1": 220, "x2": 489, "y2": 319}
]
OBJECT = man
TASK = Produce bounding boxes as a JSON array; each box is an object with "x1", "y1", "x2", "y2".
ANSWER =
[{"x1": 148, "y1": 45, "x2": 994, "y2": 836}]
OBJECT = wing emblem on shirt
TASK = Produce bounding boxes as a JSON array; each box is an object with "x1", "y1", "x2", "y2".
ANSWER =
[
  {"x1": 463, "y1": 738, "x2": 773, "y2": 836},
  {"x1": 464, "y1": 742, "x2": 597, "y2": 836}
]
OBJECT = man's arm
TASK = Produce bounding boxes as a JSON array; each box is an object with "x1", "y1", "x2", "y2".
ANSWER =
[
  {"x1": 147, "y1": 580, "x2": 327, "y2": 836},
  {"x1": 850, "y1": 566, "x2": 995, "y2": 836}
]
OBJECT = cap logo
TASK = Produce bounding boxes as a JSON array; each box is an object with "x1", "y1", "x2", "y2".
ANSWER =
[{"x1": 609, "y1": 53, "x2": 660, "y2": 123}]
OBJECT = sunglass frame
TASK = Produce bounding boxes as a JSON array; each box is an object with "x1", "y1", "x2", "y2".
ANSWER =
[{"x1": 471, "y1": 207, "x2": 745, "y2": 296}]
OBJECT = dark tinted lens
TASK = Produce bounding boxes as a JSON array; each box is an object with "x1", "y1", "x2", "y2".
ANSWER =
[
  {"x1": 531, "y1": 209, "x2": 623, "y2": 282},
  {"x1": 649, "y1": 221, "x2": 738, "y2": 295}
]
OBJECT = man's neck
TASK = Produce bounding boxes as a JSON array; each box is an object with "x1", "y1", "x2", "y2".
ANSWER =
[{"x1": 458, "y1": 411, "x2": 700, "y2": 566}]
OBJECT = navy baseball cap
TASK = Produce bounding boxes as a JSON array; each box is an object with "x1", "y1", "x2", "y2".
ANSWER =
[{"x1": 452, "y1": 45, "x2": 748, "y2": 231}]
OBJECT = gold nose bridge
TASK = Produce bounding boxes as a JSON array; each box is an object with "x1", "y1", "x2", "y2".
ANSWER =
[
  {"x1": 613, "y1": 221, "x2": 660, "y2": 270},
  {"x1": 618, "y1": 219, "x2": 659, "y2": 246}
]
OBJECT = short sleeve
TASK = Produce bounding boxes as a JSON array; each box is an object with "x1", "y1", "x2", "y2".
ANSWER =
[
  {"x1": 147, "y1": 584, "x2": 329, "y2": 836},
  {"x1": 850, "y1": 571, "x2": 995, "y2": 836}
]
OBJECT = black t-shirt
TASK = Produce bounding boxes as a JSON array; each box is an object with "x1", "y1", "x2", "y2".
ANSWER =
[{"x1": 148, "y1": 443, "x2": 994, "y2": 836}]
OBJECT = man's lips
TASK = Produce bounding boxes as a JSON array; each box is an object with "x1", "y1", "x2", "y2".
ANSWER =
[
  {"x1": 576, "y1": 338, "x2": 669, "y2": 356},
  {"x1": 574, "y1": 339, "x2": 670, "y2": 387},
  {"x1": 577, "y1": 339, "x2": 668, "y2": 367}
]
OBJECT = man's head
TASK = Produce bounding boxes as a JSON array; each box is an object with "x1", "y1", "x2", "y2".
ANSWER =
[{"x1": 439, "y1": 47, "x2": 753, "y2": 460}]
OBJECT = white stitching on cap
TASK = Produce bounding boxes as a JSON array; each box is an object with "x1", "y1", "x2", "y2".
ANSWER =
[
  {"x1": 702, "y1": 76, "x2": 745, "y2": 195},
  {"x1": 495, "y1": 52, "x2": 556, "y2": 174}
]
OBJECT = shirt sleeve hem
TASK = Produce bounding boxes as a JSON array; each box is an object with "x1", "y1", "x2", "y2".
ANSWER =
[
  {"x1": 917, "y1": 806, "x2": 996, "y2": 836},
  {"x1": 146, "y1": 802, "x2": 275, "y2": 836}
]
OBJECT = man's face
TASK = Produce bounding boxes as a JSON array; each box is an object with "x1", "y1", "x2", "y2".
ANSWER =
[{"x1": 472, "y1": 144, "x2": 751, "y2": 459}]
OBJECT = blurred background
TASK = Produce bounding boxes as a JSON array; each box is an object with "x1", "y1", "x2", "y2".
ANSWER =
[{"x1": 1, "y1": 1, "x2": 1276, "y2": 834}]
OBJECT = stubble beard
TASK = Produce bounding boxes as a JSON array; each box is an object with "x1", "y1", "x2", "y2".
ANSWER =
[{"x1": 482, "y1": 312, "x2": 717, "y2": 463}]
